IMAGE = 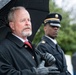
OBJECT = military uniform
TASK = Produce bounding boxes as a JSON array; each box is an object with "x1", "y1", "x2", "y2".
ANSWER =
[
  {"x1": 37, "y1": 13, "x2": 71, "y2": 75},
  {"x1": 0, "y1": 32, "x2": 41, "y2": 75},
  {"x1": 37, "y1": 36, "x2": 71, "y2": 75}
]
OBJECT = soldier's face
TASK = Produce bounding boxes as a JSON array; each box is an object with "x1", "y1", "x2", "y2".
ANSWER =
[{"x1": 44, "y1": 24, "x2": 60, "y2": 39}]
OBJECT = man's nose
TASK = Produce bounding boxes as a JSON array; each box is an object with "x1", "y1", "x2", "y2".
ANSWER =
[{"x1": 25, "y1": 20, "x2": 30, "y2": 25}]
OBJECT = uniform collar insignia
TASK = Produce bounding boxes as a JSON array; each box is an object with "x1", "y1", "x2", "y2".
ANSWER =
[{"x1": 41, "y1": 40, "x2": 45, "y2": 43}]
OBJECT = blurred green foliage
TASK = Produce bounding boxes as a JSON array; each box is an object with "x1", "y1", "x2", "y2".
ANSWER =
[{"x1": 32, "y1": 0, "x2": 76, "y2": 55}]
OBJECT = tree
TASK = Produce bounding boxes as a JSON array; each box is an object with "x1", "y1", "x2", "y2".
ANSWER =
[{"x1": 32, "y1": 0, "x2": 76, "y2": 55}]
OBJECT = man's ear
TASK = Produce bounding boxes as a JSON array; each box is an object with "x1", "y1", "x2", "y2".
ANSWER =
[
  {"x1": 44, "y1": 26, "x2": 46, "y2": 32},
  {"x1": 9, "y1": 22, "x2": 15, "y2": 30}
]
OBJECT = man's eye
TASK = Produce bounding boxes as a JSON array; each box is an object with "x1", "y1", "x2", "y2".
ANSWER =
[{"x1": 28, "y1": 19, "x2": 31, "y2": 21}]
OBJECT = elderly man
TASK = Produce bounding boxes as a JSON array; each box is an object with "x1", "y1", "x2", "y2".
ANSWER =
[{"x1": 0, "y1": 6, "x2": 59, "y2": 75}]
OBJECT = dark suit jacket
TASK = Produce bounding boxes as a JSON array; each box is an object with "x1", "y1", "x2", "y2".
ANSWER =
[
  {"x1": 37, "y1": 36, "x2": 71, "y2": 75},
  {"x1": 0, "y1": 32, "x2": 41, "y2": 75}
]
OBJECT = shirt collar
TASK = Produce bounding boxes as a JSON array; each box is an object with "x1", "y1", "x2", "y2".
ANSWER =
[
  {"x1": 12, "y1": 33, "x2": 28, "y2": 42},
  {"x1": 45, "y1": 35, "x2": 57, "y2": 44}
]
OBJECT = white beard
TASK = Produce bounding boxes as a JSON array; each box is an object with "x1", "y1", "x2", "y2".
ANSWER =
[{"x1": 22, "y1": 30, "x2": 32, "y2": 37}]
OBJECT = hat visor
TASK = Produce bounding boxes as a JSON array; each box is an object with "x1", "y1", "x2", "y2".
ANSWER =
[{"x1": 50, "y1": 23, "x2": 61, "y2": 27}]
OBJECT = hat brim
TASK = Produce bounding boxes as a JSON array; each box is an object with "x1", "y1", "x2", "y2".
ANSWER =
[{"x1": 49, "y1": 23, "x2": 61, "y2": 27}]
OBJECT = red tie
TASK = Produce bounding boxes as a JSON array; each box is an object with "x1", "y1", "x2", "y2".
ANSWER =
[{"x1": 24, "y1": 41, "x2": 32, "y2": 49}]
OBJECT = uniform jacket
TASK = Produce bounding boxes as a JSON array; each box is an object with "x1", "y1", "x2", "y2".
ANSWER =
[
  {"x1": 37, "y1": 36, "x2": 71, "y2": 75},
  {"x1": 0, "y1": 32, "x2": 41, "y2": 75}
]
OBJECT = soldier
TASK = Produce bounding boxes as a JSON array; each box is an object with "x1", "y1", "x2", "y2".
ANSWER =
[{"x1": 37, "y1": 13, "x2": 71, "y2": 75}]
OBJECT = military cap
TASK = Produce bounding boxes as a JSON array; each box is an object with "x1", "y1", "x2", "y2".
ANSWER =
[{"x1": 44, "y1": 13, "x2": 62, "y2": 27}]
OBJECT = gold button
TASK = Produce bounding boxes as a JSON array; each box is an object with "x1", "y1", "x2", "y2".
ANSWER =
[
  {"x1": 25, "y1": 45, "x2": 28, "y2": 48},
  {"x1": 32, "y1": 56, "x2": 34, "y2": 59}
]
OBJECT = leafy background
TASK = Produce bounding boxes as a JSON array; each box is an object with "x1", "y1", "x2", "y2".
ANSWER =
[{"x1": 32, "y1": 0, "x2": 76, "y2": 56}]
